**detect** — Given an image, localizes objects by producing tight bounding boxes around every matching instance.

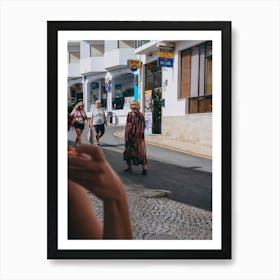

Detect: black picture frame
[47,21,231,259]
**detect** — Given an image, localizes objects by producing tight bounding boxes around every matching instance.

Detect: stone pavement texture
[88,188,212,240]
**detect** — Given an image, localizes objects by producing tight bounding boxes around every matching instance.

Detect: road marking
[113,130,212,160]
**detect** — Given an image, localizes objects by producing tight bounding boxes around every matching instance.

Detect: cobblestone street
[88,187,212,240]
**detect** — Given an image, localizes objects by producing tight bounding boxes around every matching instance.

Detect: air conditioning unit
[156,42,175,49]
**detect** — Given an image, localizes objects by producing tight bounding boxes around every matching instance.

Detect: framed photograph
[47,21,231,259]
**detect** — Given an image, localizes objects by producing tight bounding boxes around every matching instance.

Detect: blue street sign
[105,83,109,91]
[158,57,174,68]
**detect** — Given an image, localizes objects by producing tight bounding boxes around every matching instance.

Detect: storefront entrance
[112,73,134,110]
[70,82,83,107]
[144,61,162,134]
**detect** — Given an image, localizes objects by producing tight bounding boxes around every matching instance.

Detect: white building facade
[68,40,137,124]
[68,39,212,149]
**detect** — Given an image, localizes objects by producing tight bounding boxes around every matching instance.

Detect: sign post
[127,59,142,101]
[157,49,174,68]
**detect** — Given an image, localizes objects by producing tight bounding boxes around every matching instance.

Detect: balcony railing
[80,57,105,74]
[135,40,151,48]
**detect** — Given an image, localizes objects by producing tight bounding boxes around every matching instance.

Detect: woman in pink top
[70,101,88,145]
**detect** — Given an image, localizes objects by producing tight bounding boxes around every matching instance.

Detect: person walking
[124,100,148,175]
[70,101,88,145]
[90,100,107,145]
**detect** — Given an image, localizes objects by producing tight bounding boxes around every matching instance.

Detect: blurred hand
[68,145,125,202]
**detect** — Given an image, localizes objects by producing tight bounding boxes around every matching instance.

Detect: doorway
[145,61,162,134]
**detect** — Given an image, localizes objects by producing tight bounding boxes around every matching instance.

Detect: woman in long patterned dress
[124,100,148,175]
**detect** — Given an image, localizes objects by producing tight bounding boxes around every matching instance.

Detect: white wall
[80,40,90,59]
[105,40,118,52]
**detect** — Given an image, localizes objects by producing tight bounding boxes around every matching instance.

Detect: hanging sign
[157,50,174,68]
[157,52,174,59]
[127,59,142,72]
[158,57,174,68]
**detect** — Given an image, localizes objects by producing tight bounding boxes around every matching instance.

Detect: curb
[113,130,212,160]
[126,189,172,199]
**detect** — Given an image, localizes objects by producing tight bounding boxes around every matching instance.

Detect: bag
[71,119,76,127]
[123,147,137,161]
[87,127,94,144]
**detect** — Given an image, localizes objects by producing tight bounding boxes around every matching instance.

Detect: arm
[68,179,103,239]
[70,108,76,118]
[103,197,131,239]
[89,112,94,127]
[124,112,132,141]
[68,145,133,239]
[104,112,108,125]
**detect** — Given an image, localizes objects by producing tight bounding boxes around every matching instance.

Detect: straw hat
[130,100,140,110]
[95,100,101,104]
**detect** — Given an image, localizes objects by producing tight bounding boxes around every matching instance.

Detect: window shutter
[190,47,199,97]
[180,50,191,99]
[199,45,205,96]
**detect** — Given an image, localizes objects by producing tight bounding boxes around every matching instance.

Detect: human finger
[76,144,105,162]
[68,158,103,173]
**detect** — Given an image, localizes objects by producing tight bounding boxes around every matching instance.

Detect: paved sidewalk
[113,128,212,158]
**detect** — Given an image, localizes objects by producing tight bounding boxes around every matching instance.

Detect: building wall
[163,113,212,147]
[80,41,90,59]
[138,40,212,147]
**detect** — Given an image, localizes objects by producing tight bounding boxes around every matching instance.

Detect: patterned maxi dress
[124,109,147,166]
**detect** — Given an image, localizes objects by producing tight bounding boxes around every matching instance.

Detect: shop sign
[105,82,109,91]
[91,82,99,89]
[157,49,174,68]
[144,111,153,135]
[115,84,122,95]
[145,90,152,111]
[157,51,174,59]
[158,57,174,68]
[127,59,142,72]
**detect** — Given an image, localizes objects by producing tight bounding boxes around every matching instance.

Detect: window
[69,52,80,63]
[180,41,212,113]
[135,40,150,48]
[118,40,134,48]
[145,61,162,90]
[90,44,104,57]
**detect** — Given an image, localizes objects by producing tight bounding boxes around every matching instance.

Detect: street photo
[48,21,231,259]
